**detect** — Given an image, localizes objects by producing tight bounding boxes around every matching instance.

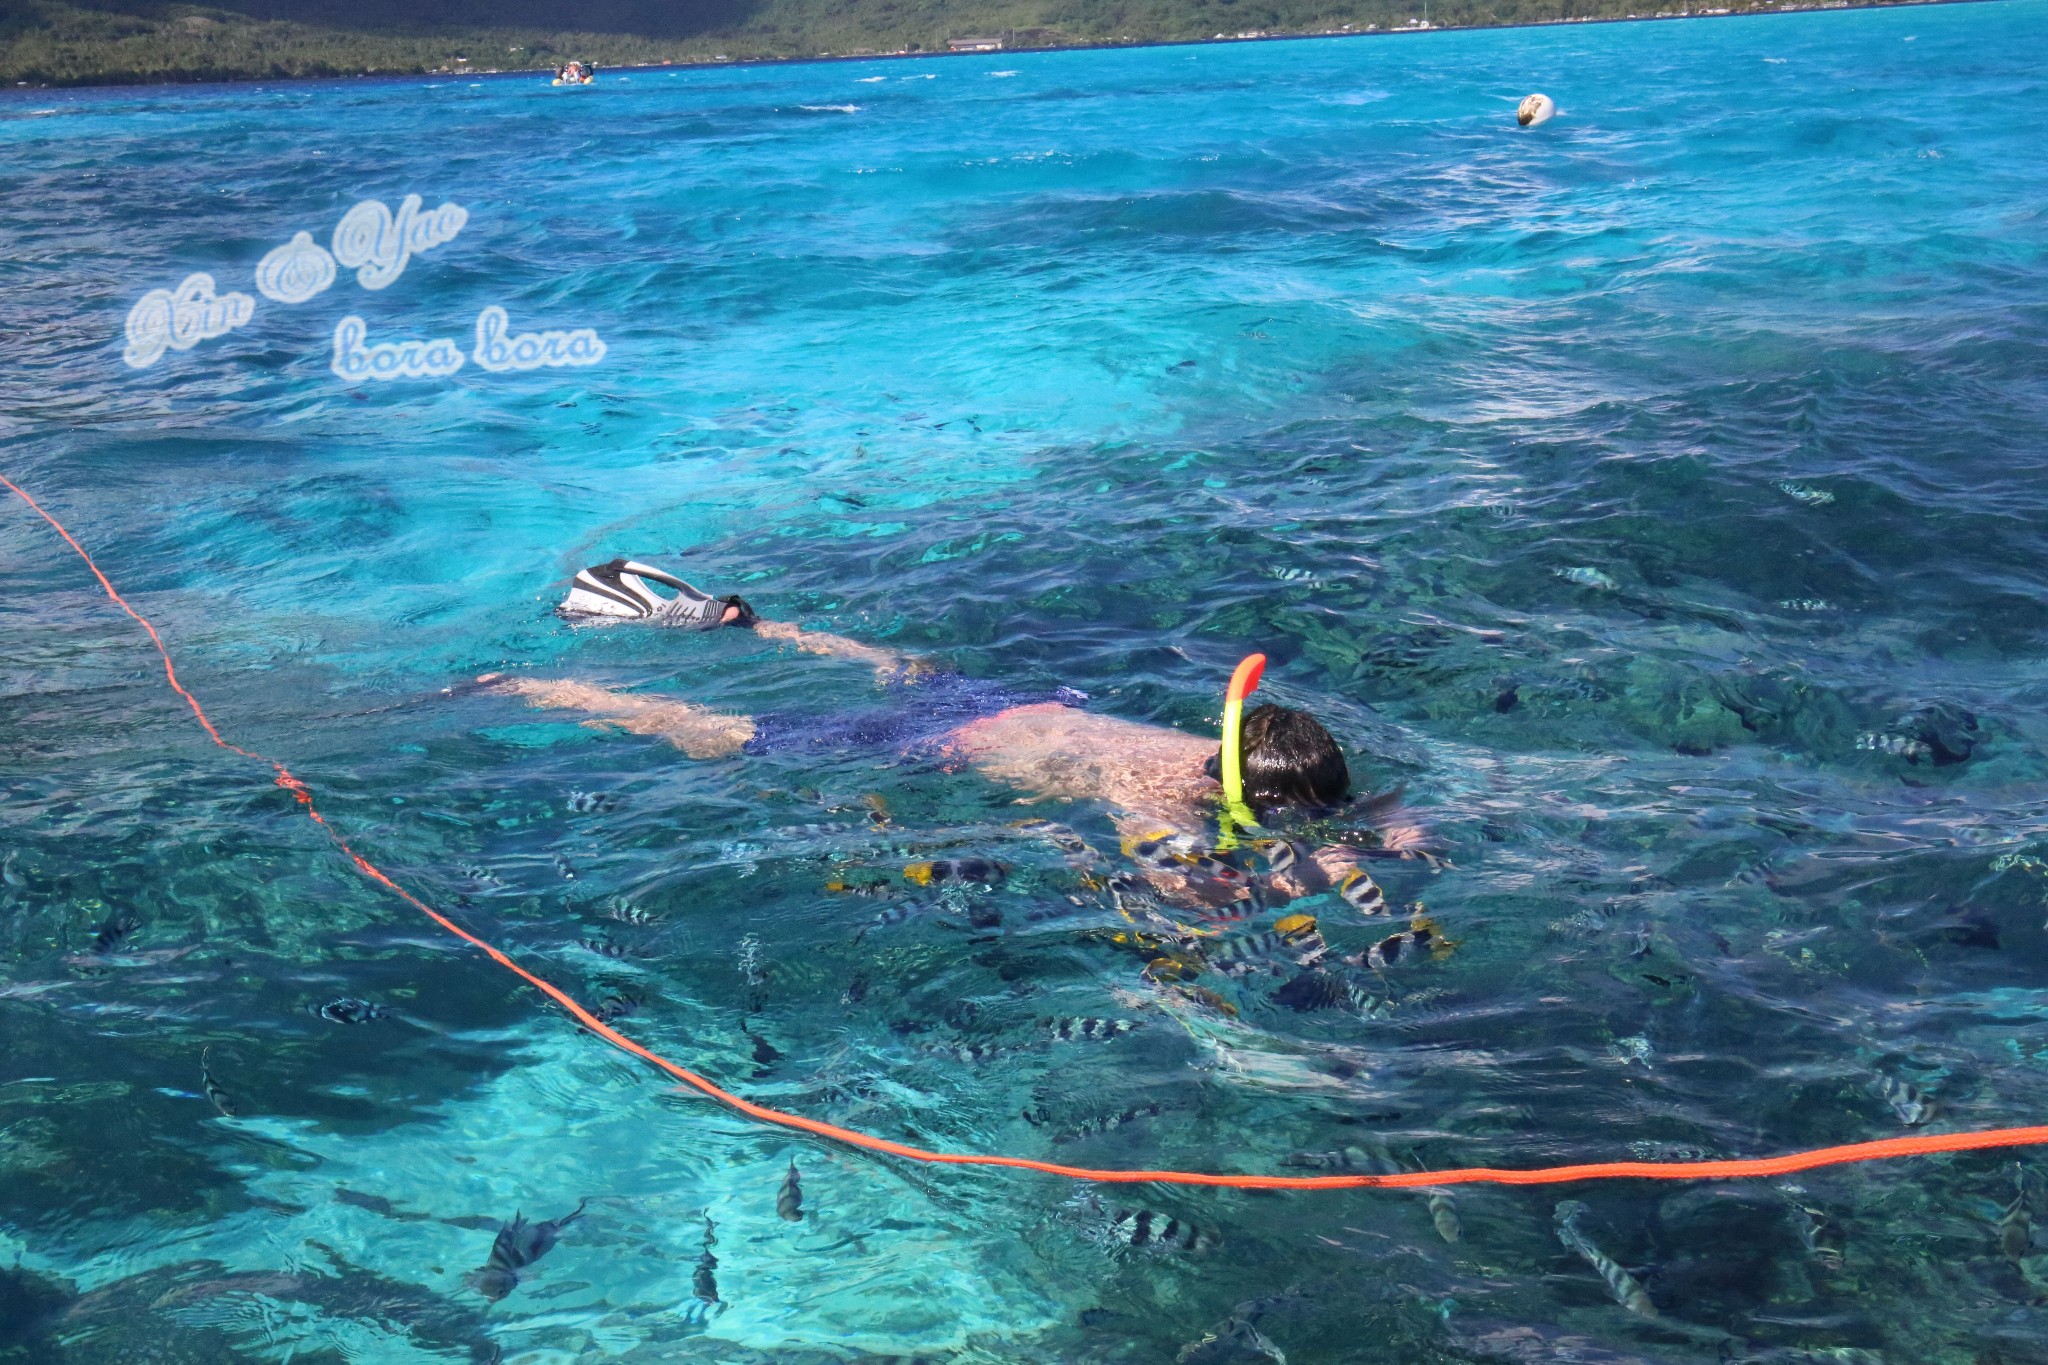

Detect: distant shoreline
[0,0,1980,94]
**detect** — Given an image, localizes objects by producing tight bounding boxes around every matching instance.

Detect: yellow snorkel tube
[1216,653,1267,850]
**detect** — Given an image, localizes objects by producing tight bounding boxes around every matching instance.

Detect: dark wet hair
[1205,704,1350,809]
[723,595,758,628]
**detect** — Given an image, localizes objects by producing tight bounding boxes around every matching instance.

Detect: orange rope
[7,470,2045,1190]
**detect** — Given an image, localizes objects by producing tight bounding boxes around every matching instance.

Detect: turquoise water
[5,2,2048,1358]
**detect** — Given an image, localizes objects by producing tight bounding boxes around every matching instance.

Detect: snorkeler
[484,561,1433,905]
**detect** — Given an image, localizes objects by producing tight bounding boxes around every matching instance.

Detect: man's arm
[750,619,925,683]
[478,675,755,759]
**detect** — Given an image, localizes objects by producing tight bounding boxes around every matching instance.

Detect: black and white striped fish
[199,1047,236,1118]
[313,997,384,1024]
[1999,1164,2032,1262]
[476,1199,586,1302]
[1271,967,1385,1015]
[1108,1206,1218,1253]
[1335,868,1387,917]
[1555,1200,1656,1317]
[827,877,896,900]
[1777,1186,1844,1272]
[1856,732,1933,763]
[1123,830,1250,889]
[603,895,658,925]
[924,1039,1015,1064]
[1026,1101,1166,1143]
[692,1215,721,1305]
[1872,1072,1935,1126]
[777,1159,804,1222]
[565,790,617,814]
[91,912,140,955]
[1359,916,1437,971]
[1205,915,1326,977]
[853,903,920,943]
[1046,1016,1140,1042]
[903,858,1007,887]
[1280,1146,1374,1170]
[1013,819,1099,860]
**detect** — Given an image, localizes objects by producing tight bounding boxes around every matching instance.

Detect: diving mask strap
[1215,653,1267,851]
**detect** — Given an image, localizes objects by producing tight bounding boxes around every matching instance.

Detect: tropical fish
[91,912,140,955]
[603,895,656,924]
[903,858,1007,887]
[1124,829,1202,869]
[1998,1165,2032,1262]
[1779,1189,1845,1272]
[1856,732,1933,763]
[1026,1101,1167,1144]
[852,902,919,943]
[924,1039,1015,1064]
[1168,982,1241,1017]
[1358,911,1453,971]
[1271,968,1382,1015]
[1,850,22,888]
[1555,566,1617,590]
[1046,1016,1140,1042]
[1555,1200,1655,1317]
[476,1199,587,1302]
[199,1047,236,1118]
[1013,819,1097,860]
[1425,1187,1461,1244]
[692,1215,721,1305]
[553,853,577,880]
[334,1187,430,1221]
[777,1159,804,1222]
[1107,1205,1218,1253]
[1206,916,1326,977]
[1335,868,1387,917]
[1777,481,1836,506]
[1255,839,1302,877]
[313,997,383,1024]
[1177,1309,1288,1363]
[590,994,638,1024]
[1268,565,1316,582]
[736,934,764,990]
[1280,1147,1373,1170]
[578,937,644,959]
[1776,598,1833,612]
[1630,1140,1718,1162]
[826,877,895,899]
[1124,830,1251,891]
[1871,1072,1934,1126]
[458,864,504,887]
[565,790,616,814]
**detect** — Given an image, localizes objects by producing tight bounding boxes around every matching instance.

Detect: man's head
[1206,703,1349,809]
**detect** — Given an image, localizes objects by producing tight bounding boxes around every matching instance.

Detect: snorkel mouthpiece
[1217,653,1267,846]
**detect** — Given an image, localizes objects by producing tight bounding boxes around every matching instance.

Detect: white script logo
[331,315,466,382]
[254,231,339,304]
[332,195,469,291]
[123,273,255,369]
[472,306,607,372]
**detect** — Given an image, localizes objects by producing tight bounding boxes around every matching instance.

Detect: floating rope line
[8,470,2046,1190]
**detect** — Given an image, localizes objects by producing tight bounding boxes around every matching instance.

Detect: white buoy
[1517,93,1556,127]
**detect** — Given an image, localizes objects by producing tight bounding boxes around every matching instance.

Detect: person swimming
[485,560,1434,904]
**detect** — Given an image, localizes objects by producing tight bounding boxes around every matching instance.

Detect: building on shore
[947,36,1004,51]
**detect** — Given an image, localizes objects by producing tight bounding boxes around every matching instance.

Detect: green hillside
[0,0,1935,86]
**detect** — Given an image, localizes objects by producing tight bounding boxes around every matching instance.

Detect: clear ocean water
[4,3,2048,1359]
